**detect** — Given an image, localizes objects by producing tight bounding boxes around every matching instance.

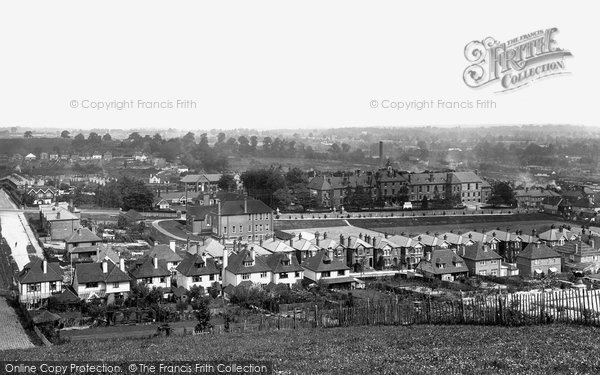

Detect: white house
[176,252,221,291]
[73,258,131,304]
[129,257,172,294]
[223,249,272,287]
[302,249,355,288]
[264,252,303,287]
[149,174,161,184]
[17,258,63,307]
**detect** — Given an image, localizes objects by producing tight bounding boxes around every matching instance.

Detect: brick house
[516,243,562,277]
[64,227,101,252]
[459,242,502,277]
[415,247,469,281]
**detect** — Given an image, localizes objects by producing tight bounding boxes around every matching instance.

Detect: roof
[129,257,171,279]
[416,248,469,275]
[538,228,570,242]
[554,241,600,257]
[265,253,304,273]
[43,207,78,221]
[148,244,183,263]
[449,171,484,184]
[31,310,61,324]
[438,232,467,245]
[387,235,413,247]
[75,261,131,284]
[572,197,595,208]
[411,234,439,247]
[408,172,448,185]
[18,258,63,284]
[517,243,561,260]
[312,238,343,250]
[181,174,222,183]
[291,238,319,252]
[302,250,349,272]
[226,249,272,275]
[261,238,296,253]
[219,199,272,216]
[64,228,101,244]
[461,242,502,261]
[52,288,80,304]
[187,205,213,220]
[176,253,220,276]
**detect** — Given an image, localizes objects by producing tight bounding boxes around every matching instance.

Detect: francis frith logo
[463,28,572,92]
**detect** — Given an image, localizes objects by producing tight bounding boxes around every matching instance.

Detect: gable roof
[302,250,349,272]
[18,258,63,284]
[75,261,131,284]
[65,228,101,244]
[387,235,413,248]
[416,248,468,275]
[187,205,213,221]
[461,242,502,261]
[129,257,171,279]
[226,249,272,274]
[176,253,220,276]
[554,241,600,258]
[265,253,304,273]
[261,238,296,253]
[517,243,561,260]
[538,228,570,242]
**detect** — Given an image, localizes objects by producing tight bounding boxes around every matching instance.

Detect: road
[151,219,187,241]
[0,189,43,270]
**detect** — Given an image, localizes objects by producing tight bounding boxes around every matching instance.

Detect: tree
[217,132,226,144]
[194,297,211,332]
[240,168,287,207]
[421,196,429,209]
[88,132,102,144]
[346,186,373,209]
[24,131,33,138]
[61,130,71,139]
[489,182,516,206]
[218,174,237,191]
[285,167,308,185]
[102,133,112,141]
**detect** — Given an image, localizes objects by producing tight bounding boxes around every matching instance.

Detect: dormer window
[454,262,462,267]
[196,262,205,268]
[243,260,253,267]
[282,259,290,266]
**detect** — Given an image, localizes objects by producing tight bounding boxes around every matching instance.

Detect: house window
[223,226,227,234]
[338,270,346,276]
[242,274,250,280]
[266,224,269,231]
[239,225,243,233]
[260,272,267,278]
[265,213,269,220]
[193,276,202,282]
[113,282,119,288]
[480,261,486,265]
[143,278,152,284]
[248,225,252,232]
[27,283,41,292]
[322,271,330,277]
[85,282,98,289]
[232,226,236,233]
[160,277,166,283]
[280,272,288,279]
[491,270,498,276]
[295,271,301,278]
[49,282,57,291]
[209,274,214,281]
[259,224,263,232]
[479,270,487,276]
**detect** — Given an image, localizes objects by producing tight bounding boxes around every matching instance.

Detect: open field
[4,324,600,374]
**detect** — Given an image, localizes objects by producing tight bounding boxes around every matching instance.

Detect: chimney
[379,141,383,162]
[443,234,448,240]
[250,248,256,261]
[259,237,263,246]
[340,234,344,245]
[169,240,176,252]
[201,251,207,264]
[347,236,351,247]
[323,232,327,239]
[591,238,596,249]
[315,232,320,247]
[385,232,388,239]
[425,251,431,261]
[575,243,579,255]
[289,238,293,247]
[222,249,228,283]
[119,258,125,272]
[56,211,60,219]
[372,236,376,247]
[299,233,303,240]
[532,229,537,237]
[244,197,248,214]
[153,257,158,269]
[217,200,221,216]
[102,259,108,274]
[42,259,47,274]
[328,248,334,260]
[359,233,363,240]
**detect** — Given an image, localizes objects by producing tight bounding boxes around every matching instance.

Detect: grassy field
[3,324,600,374]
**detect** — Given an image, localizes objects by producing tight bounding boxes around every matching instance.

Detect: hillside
[3,324,600,374]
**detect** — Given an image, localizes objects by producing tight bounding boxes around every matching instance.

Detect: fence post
[314,304,318,328]
[460,295,465,324]
[427,294,432,324]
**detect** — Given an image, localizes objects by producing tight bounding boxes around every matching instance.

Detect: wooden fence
[210,288,600,334]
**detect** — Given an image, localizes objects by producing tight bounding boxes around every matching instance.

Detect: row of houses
[307,168,491,208]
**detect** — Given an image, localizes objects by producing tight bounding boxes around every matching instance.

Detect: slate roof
[65,228,101,244]
[18,259,63,284]
[572,197,595,208]
[408,172,448,185]
[52,287,80,304]
[302,250,349,272]
[274,229,294,241]
[438,232,467,245]
[387,235,413,248]
[176,253,220,276]
[517,243,561,260]
[265,253,304,273]
[219,199,272,215]
[129,257,171,279]
[148,244,183,263]
[411,234,439,247]
[261,239,296,253]
[449,171,484,184]
[416,248,469,275]
[225,249,272,274]
[554,242,600,258]
[75,262,131,284]
[312,238,343,250]
[538,229,570,242]
[461,242,502,261]
[187,205,213,220]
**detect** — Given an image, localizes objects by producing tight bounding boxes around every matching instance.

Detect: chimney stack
[575,243,579,255]
[102,259,108,274]
[42,259,47,274]
[372,236,376,247]
[250,248,256,261]
[222,249,228,284]
[323,232,327,239]
[169,240,176,252]
[289,238,293,248]
[201,251,207,264]
[425,251,431,261]
[591,238,596,249]
[119,258,125,272]
[153,257,158,269]
[347,236,351,248]
[315,232,320,247]
[328,248,334,260]
[244,197,248,214]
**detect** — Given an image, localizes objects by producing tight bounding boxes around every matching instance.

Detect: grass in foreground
[3,324,600,374]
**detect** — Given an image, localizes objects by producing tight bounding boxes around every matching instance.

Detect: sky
[0,1,597,130]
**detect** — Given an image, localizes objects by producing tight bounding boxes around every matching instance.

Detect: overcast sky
[0,1,597,130]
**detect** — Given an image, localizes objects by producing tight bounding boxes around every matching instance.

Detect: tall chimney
[575,243,579,255]
[323,232,327,239]
[315,232,320,247]
[250,248,255,261]
[42,259,47,274]
[289,238,293,247]
[169,240,176,252]
[244,197,248,214]
[379,141,383,162]
[102,259,108,274]
[119,258,125,272]
[347,236,351,247]
[222,249,228,284]
[153,257,158,269]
